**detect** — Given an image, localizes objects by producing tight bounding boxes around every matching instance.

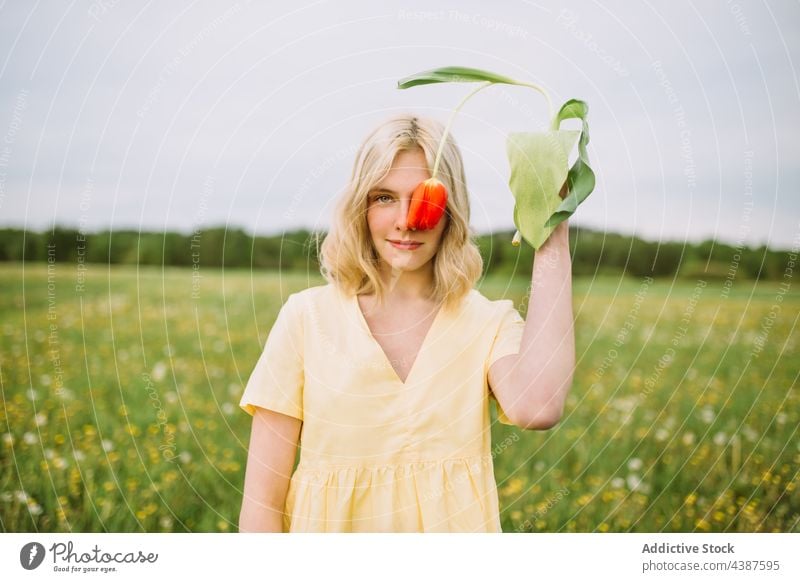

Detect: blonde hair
[317,113,483,313]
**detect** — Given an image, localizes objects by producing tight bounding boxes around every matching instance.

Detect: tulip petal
[407,179,447,231]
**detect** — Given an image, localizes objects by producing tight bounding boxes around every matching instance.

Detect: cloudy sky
[0,0,798,249]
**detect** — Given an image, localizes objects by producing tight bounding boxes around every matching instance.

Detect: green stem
[432,81,492,178]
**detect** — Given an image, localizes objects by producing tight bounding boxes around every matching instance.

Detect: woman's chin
[381,255,424,273]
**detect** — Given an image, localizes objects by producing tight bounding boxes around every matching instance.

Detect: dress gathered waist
[294,452,492,473]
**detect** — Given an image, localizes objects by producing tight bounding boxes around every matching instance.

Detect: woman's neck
[376,264,435,303]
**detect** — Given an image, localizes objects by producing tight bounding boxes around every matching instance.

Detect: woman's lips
[389,240,423,250]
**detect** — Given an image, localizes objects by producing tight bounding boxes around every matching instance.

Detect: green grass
[1,263,797,532]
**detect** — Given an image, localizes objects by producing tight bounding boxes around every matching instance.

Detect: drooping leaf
[544,99,596,228]
[507,130,580,249]
[397,66,521,90]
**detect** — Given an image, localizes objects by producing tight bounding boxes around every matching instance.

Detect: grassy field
[1,262,798,532]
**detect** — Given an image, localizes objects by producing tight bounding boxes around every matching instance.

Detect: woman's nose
[394,198,413,231]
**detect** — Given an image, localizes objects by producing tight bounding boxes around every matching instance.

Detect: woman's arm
[489,218,575,430]
[238,407,302,532]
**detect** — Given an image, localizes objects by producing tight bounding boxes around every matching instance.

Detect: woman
[238,113,575,532]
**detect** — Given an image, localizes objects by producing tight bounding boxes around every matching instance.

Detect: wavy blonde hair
[317,113,483,313]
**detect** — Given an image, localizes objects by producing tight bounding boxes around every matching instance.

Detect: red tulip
[407,178,447,230]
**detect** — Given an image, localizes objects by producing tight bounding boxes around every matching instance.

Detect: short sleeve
[487,300,525,368]
[487,300,525,426]
[239,293,304,420]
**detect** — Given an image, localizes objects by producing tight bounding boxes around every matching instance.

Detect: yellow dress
[239,283,525,532]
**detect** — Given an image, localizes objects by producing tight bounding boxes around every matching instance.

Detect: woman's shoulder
[287,282,346,310]
[466,288,517,312]
[461,289,524,329]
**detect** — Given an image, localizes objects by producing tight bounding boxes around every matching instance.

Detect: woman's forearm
[513,220,576,425]
[239,501,286,533]
[238,408,301,533]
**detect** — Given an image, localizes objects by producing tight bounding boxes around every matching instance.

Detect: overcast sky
[0,0,798,249]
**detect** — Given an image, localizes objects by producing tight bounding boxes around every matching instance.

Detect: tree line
[0,225,789,280]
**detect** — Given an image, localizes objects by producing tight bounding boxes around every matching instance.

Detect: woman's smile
[388,240,423,250]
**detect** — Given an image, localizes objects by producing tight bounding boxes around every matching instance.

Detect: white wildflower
[151,361,168,382]
[627,458,643,472]
[626,474,642,491]
[56,387,74,400]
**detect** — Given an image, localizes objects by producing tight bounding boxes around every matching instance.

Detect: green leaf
[397,66,521,89]
[544,99,596,228]
[507,130,580,249]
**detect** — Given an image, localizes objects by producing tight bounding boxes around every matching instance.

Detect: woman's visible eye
[374,194,393,204]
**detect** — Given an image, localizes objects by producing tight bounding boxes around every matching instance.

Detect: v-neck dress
[239,283,525,532]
